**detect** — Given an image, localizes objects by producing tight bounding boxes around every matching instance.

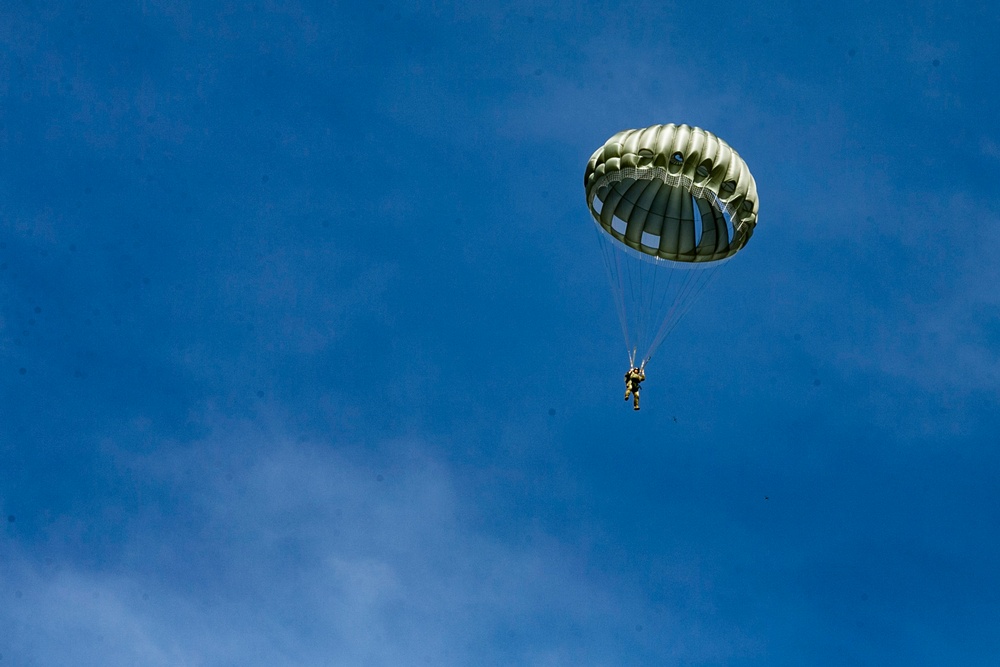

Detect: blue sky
[2,0,999,664]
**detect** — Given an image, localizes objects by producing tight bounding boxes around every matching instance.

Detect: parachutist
[624,367,645,410]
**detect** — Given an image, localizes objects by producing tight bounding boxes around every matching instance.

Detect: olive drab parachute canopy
[584,123,758,368]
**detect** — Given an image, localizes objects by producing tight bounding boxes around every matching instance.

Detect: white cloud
[0,416,759,666]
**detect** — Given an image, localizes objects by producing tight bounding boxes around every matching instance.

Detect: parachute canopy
[584,124,758,367]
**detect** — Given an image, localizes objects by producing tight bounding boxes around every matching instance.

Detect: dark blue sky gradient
[2,1,1000,664]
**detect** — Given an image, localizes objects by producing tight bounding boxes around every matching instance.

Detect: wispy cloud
[1,416,758,666]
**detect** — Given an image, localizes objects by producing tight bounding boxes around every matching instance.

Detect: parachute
[584,124,759,369]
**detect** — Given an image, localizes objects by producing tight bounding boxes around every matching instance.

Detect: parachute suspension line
[615,235,633,356]
[640,265,697,366]
[624,240,640,355]
[630,247,658,366]
[646,268,705,364]
[595,223,722,369]
[593,202,739,368]
[642,253,660,366]
[662,266,698,330]
[636,249,647,364]
[606,244,630,356]
[645,257,680,359]
[644,208,744,363]
[643,261,727,366]
[665,262,726,339]
[593,224,631,360]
